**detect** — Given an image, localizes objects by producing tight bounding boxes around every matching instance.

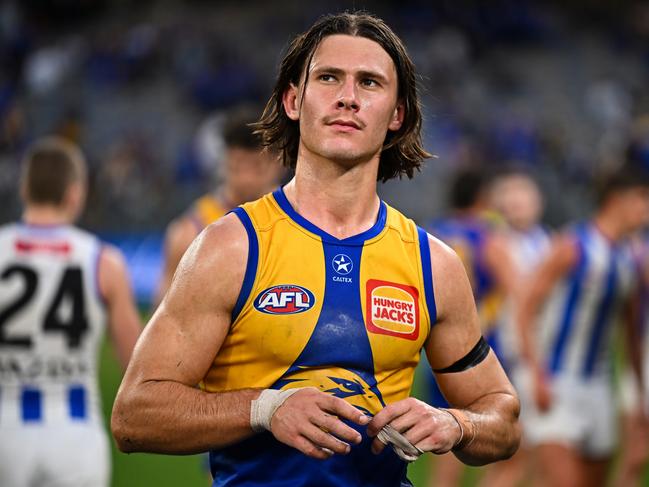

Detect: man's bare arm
[112,214,367,457]
[516,235,577,412]
[368,236,520,465]
[112,214,257,454]
[624,286,644,399]
[516,236,577,372]
[98,245,142,371]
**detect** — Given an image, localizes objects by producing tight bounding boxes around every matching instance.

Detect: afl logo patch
[366,279,419,340]
[254,285,315,314]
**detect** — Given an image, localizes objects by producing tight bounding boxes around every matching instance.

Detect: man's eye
[362,78,379,87]
[319,74,336,82]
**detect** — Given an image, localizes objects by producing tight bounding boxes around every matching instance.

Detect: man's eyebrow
[311,66,390,84]
[357,70,389,84]
[311,66,345,77]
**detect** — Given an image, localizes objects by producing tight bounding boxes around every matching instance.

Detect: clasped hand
[268,390,461,460]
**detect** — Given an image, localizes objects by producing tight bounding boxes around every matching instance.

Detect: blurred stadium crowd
[3,2,649,486]
[2,0,649,302]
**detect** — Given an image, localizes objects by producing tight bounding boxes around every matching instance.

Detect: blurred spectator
[0,0,647,239]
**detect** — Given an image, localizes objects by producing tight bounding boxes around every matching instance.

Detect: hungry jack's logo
[366,279,419,340]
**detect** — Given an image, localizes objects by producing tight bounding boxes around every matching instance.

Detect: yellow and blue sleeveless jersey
[202,188,437,487]
[189,194,227,230]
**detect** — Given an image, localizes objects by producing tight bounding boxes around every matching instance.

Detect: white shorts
[523,374,618,459]
[0,422,110,487]
[509,364,536,447]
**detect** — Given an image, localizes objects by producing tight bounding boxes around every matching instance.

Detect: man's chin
[321,148,375,166]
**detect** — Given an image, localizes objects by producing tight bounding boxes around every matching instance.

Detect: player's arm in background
[367,235,520,466]
[516,234,578,411]
[111,214,367,457]
[154,216,198,307]
[98,245,142,370]
[623,266,644,406]
[483,230,518,301]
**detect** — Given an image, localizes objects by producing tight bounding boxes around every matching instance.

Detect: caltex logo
[332,254,353,275]
[254,284,315,314]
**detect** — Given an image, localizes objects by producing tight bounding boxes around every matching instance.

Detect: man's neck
[22,206,71,226]
[284,151,381,240]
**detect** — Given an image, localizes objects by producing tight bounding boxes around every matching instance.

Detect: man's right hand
[269,388,370,459]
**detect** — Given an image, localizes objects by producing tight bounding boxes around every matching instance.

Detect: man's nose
[336,79,359,111]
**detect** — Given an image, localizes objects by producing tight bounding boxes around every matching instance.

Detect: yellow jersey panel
[203,195,325,390]
[204,187,438,486]
[202,188,436,416]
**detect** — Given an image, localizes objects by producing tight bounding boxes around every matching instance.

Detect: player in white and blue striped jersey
[480,170,551,487]
[517,165,649,487]
[0,137,142,487]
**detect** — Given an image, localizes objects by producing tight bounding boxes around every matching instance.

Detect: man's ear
[388,102,405,132]
[282,83,300,121]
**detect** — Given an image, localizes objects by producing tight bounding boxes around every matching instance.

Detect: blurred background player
[425,167,516,487]
[156,104,282,302]
[479,169,551,487]
[0,137,142,487]
[517,164,649,487]
[613,231,649,487]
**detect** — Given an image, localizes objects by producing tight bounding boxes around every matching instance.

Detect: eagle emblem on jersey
[253,284,315,314]
[275,366,383,416]
[366,279,420,340]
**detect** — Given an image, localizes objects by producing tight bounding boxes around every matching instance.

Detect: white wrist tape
[376,425,424,462]
[250,388,303,433]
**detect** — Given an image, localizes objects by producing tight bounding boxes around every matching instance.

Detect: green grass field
[99,337,648,487]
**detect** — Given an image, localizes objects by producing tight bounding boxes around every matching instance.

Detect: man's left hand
[366,398,462,457]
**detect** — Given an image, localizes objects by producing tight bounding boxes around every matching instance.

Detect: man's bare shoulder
[543,232,580,271]
[424,232,476,326]
[426,233,466,278]
[178,213,247,273]
[99,242,127,270]
[97,243,130,300]
[165,213,248,314]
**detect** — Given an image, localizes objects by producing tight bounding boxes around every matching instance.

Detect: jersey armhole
[230,207,259,323]
[94,242,108,309]
[417,226,437,327]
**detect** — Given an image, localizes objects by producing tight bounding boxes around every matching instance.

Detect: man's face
[617,186,649,233]
[493,175,543,231]
[223,147,281,202]
[283,34,404,167]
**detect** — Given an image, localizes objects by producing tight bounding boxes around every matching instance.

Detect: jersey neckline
[272,186,387,245]
[18,222,72,233]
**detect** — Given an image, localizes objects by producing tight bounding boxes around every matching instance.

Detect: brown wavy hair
[254,11,430,182]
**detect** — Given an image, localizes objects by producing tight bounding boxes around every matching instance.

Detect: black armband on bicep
[433,336,491,373]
